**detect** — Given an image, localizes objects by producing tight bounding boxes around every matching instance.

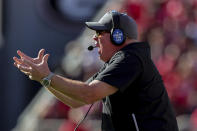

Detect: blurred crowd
[14,0,197,131]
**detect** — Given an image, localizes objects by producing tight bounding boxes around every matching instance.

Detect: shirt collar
[120,41,150,51]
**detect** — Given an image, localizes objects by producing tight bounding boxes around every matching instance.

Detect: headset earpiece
[110,11,126,46]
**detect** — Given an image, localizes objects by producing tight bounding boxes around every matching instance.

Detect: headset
[110,10,126,46]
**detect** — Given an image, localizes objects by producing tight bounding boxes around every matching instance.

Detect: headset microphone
[87,45,96,51]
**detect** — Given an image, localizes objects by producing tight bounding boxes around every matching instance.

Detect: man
[13,10,178,131]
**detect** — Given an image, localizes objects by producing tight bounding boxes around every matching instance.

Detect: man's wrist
[40,72,55,88]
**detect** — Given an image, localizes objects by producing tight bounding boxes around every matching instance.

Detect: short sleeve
[95,53,142,92]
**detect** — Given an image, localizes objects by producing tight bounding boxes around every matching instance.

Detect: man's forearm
[46,86,85,108]
[50,74,94,104]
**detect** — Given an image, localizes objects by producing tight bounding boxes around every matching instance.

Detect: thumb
[42,54,50,64]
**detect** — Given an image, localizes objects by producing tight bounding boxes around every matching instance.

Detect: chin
[100,57,108,62]
[99,57,104,62]
[99,56,105,62]
[99,54,109,62]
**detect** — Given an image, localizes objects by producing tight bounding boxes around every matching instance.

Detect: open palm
[13,49,51,82]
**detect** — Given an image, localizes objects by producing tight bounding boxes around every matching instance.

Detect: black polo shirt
[86,42,178,131]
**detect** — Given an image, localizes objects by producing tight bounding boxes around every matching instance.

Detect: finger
[13,57,23,64]
[21,70,31,75]
[17,64,32,73]
[13,57,31,68]
[14,62,31,75]
[22,58,36,68]
[22,71,31,76]
[17,50,32,61]
[13,62,19,68]
[14,62,18,67]
[29,75,33,80]
[37,49,45,60]
[13,62,28,69]
[42,54,50,64]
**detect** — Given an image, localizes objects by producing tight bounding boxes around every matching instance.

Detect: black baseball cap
[85,10,138,39]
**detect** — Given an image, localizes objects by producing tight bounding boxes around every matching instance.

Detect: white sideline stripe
[132,113,139,131]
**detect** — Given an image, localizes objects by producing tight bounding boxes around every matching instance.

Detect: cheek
[99,34,111,51]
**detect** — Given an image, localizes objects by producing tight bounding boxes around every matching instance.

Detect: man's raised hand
[13,49,51,82]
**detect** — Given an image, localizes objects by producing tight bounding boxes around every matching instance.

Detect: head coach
[13,10,179,131]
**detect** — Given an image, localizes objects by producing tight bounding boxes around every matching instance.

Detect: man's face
[93,31,113,62]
